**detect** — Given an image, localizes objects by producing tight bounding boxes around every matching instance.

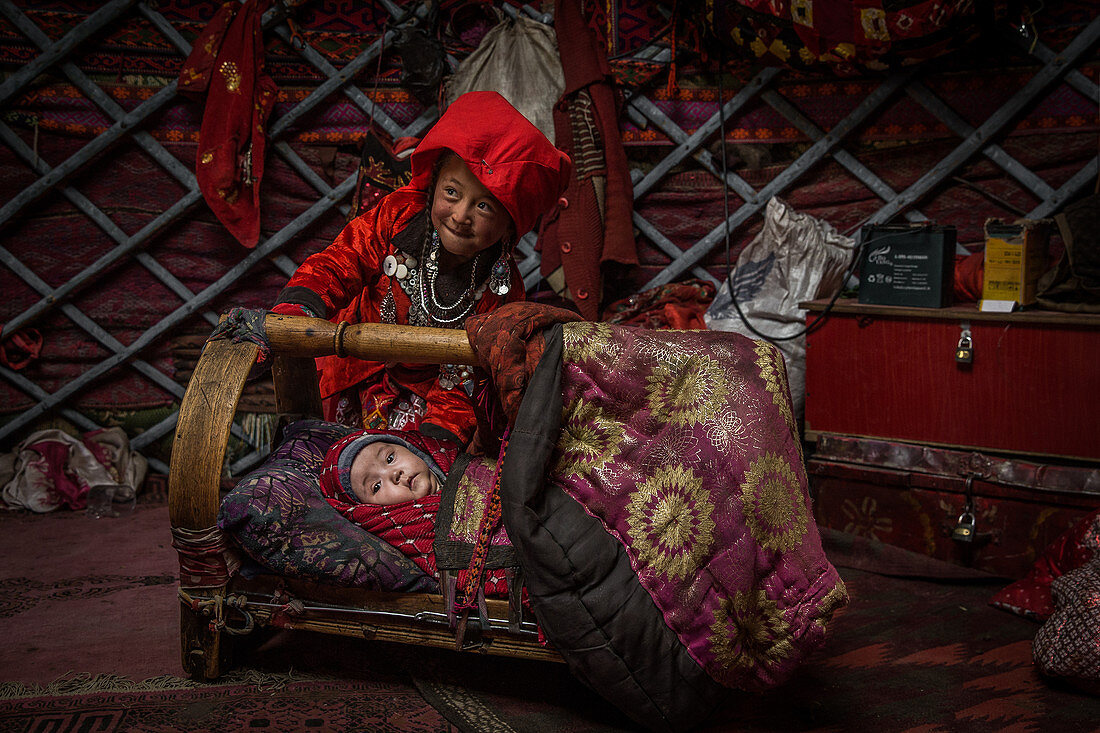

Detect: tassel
[665,0,678,98]
[453,429,510,615]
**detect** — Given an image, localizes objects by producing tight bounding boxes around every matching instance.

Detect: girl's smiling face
[429,153,514,262]
[349,442,440,506]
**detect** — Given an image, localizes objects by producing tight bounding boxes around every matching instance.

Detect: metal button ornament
[383,255,398,277]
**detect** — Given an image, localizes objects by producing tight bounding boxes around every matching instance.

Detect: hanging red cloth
[179,0,277,248]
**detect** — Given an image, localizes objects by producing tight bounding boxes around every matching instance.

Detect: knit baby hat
[319,429,458,504]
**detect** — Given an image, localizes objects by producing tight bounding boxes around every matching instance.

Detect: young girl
[270,91,572,446]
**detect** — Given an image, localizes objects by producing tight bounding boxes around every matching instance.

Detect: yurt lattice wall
[1,0,1097,477]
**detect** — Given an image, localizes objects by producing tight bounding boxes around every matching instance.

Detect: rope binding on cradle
[171,525,239,589]
[178,587,256,636]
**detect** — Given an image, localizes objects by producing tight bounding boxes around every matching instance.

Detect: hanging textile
[179,0,278,248]
[538,0,637,320]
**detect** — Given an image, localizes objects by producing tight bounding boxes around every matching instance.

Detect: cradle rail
[169,315,557,679]
[170,315,474,533]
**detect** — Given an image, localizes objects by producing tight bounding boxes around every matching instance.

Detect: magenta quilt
[551,322,847,690]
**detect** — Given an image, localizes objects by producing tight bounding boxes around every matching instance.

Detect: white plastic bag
[705,197,855,428]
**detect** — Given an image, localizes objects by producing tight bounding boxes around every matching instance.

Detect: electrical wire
[715,46,894,344]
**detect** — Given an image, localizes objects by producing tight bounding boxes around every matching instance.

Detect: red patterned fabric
[334,494,442,577]
[602,279,717,330]
[538,0,637,320]
[702,0,981,75]
[456,432,508,610]
[465,302,584,426]
[178,0,277,248]
[0,326,42,370]
[990,508,1100,621]
[269,302,315,318]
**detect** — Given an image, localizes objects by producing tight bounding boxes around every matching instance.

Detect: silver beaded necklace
[417,229,486,326]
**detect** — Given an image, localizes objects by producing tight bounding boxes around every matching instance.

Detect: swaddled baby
[320,429,455,507]
[320,428,512,599]
[319,429,459,578]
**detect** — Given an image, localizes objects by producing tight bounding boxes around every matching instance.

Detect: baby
[317,426,510,597]
[320,429,455,507]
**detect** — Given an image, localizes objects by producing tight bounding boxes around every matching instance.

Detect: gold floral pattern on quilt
[741,452,808,552]
[646,354,727,428]
[753,341,794,429]
[555,398,627,481]
[753,340,802,460]
[704,407,760,454]
[708,589,793,678]
[641,427,701,474]
[553,325,847,690]
[626,464,715,581]
[563,321,621,367]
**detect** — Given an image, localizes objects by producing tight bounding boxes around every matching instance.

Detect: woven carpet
[2,502,1098,732]
[410,566,1100,733]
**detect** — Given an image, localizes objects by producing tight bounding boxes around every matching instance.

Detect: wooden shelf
[799,298,1100,327]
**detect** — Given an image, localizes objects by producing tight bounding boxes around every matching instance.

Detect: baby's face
[349,442,441,506]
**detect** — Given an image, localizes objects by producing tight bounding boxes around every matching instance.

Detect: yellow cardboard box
[982,218,1051,306]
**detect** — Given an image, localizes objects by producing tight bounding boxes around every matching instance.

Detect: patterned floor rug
[0,670,451,732]
[3,502,1097,732]
[410,564,1100,733]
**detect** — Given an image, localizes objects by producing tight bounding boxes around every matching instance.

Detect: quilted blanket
[554,322,846,689]
[487,313,847,731]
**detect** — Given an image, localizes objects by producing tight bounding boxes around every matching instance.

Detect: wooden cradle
[168,314,561,680]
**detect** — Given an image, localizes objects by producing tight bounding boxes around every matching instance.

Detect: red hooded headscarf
[406,91,572,238]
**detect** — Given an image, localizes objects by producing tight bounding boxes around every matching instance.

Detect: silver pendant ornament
[488,251,511,296]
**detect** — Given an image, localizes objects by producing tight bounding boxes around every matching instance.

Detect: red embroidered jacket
[276,92,570,443]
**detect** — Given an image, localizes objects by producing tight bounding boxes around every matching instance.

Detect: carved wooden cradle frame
[168,314,561,680]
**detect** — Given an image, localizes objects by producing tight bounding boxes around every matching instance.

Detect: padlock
[956,331,973,364]
[952,512,976,542]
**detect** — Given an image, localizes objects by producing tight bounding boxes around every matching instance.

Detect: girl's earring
[489,248,512,296]
[425,229,441,275]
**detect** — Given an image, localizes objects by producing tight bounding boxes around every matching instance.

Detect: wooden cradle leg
[179,594,229,680]
[170,337,258,681]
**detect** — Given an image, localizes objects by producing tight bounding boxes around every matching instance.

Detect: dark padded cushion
[217,419,437,593]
